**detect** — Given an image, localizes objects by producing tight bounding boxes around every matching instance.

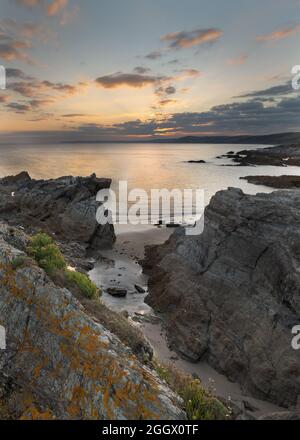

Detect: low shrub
[65,270,99,299]
[27,233,66,275]
[28,233,99,299]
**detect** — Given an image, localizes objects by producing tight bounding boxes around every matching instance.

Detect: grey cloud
[165,86,176,95]
[73,96,300,137]
[6,68,33,80]
[95,72,165,89]
[133,66,151,74]
[237,81,294,98]
[145,50,163,60]
[161,28,223,49]
[6,102,31,112]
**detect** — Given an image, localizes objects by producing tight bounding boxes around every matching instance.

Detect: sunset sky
[0,0,300,142]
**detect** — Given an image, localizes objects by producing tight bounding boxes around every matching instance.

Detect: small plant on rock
[28,232,99,299]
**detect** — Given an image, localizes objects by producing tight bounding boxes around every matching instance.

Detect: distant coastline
[1,132,300,147]
[59,131,300,146]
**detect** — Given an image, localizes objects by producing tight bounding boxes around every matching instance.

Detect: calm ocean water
[1,142,300,206]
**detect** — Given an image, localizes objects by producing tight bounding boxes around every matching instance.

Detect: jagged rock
[0,228,185,420]
[142,188,300,408]
[0,173,116,251]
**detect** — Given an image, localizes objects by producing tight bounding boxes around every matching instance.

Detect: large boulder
[0,173,116,250]
[0,225,184,420]
[143,188,300,408]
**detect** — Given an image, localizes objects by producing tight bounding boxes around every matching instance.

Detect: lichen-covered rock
[143,188,300,408]
[0,172,116,250]
[0,228,185,420]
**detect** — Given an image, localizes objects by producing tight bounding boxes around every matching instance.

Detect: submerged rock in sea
[142,187,300,408]
[0,172,116,251]
[0,222,184,420]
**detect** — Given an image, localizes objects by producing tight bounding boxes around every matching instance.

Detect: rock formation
[221,143,300,166]
[0,222,184,420]
[0,172,116,251]
[241,175,300,189]
[143,188,300,408]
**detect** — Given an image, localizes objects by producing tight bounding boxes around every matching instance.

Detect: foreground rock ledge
[0,172,116,251]
[0,224,184,420]
[143,187,300,408]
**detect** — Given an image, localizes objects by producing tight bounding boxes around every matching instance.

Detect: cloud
[236,81,294,98]
[6,102,31,113]
[7,74,85,98]
[256,24,300,42]
[0,21,40,63]
[145,50,163,60]
[227,54,248,65]
[6,96,53,113]
[6,94,300,139]
[16,0,70,18]
[133,66,151,74]
[41,80,79,94]
[158,98,177,106]
[6,68,33,80]
[62,113,86,118]
[161,28,223,49]
[69,95,300,138]
[178,69,201,78]
[95,72,165,89]
[165,86,176,95]
[0,41,32,63]
[47,0,68,16]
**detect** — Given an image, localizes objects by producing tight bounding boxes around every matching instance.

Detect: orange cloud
[16,0,69,17]
[256,24,300,42]
[47,0,68,16]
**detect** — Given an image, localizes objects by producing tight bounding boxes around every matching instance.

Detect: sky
[0,0,300,142]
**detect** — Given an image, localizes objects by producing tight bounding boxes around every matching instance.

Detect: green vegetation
[65,269,98,299]
[28,232,99,299]
[154,361,229,420]
[27,233,66,275]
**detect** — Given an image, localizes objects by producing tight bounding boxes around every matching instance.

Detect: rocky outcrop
[221,143,300,166]
[143,188,300,408]
[0,172,116,251]
[241,175,300,189]
[0,222,184,420]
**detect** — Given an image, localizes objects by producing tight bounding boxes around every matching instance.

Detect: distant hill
[168,132,300,145]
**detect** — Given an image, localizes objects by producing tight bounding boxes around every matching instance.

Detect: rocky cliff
[143,188,300,408]
[0,222,184,420]
[0,172,115,251]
